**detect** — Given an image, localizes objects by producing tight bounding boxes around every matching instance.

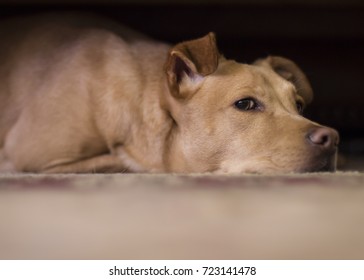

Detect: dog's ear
[254,56,313,104]
[165,32,219,99]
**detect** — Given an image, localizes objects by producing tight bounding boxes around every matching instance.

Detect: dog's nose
[307,127,339,150]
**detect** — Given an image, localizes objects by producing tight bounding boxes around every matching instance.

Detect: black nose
[307,127,339,150]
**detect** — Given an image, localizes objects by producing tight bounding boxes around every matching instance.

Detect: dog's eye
[234,98,258,111]
[296,101,304,114]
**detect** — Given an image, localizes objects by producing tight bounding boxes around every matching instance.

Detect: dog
[0,13,339,174]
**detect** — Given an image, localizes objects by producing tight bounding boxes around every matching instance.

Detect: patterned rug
[1,172,364,259]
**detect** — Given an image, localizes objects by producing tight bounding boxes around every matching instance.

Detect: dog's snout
[307,127,339,150]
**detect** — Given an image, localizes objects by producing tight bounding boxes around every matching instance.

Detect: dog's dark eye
[234,98,258,111]
[296,101,304,114]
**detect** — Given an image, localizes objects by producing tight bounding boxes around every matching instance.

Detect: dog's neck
[106,41,182,172]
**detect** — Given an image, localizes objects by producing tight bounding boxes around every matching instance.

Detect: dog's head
[164,33,339,173]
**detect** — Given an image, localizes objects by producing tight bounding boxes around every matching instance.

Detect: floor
[1,171,364,260]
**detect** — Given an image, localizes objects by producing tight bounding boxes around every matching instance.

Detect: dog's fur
[0,14,339,174]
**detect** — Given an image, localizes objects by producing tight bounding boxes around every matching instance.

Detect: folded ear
[254,56,313,104]
[165,32,219,99]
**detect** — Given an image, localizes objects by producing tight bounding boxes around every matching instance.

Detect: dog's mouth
[312,160,336,172]
[302,151,338,173]
[214,147,338,174]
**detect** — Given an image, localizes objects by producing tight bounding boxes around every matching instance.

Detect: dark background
[1,0,363,159]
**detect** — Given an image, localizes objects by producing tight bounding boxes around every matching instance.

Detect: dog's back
[0,13,170,172]
[0,13,153,132]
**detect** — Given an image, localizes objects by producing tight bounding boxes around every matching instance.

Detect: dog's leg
[43,154,129,173]
[0,149,16,173]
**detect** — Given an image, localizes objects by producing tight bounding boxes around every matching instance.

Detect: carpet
[1,172,364,259]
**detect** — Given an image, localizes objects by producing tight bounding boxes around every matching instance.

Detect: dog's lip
[315,162,336,172]
[303,152,337,173]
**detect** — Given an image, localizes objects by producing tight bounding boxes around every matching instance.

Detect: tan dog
[0,14,339,173]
